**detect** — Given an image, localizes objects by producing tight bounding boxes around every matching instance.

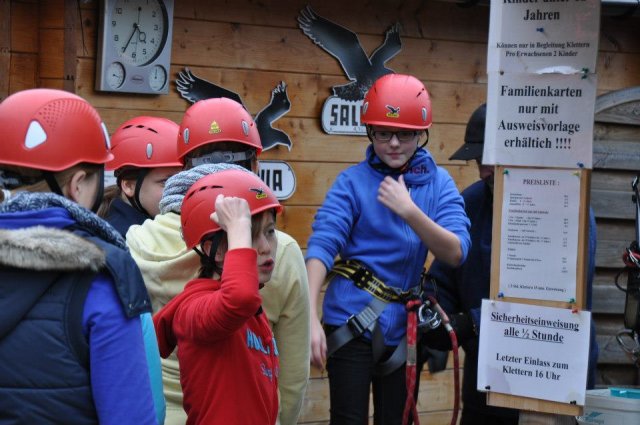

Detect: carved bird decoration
[298,5,402,101]
[175,68,292,151]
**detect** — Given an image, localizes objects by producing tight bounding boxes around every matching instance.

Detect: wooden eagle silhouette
[298,5,402,101]
[175,68,292,151]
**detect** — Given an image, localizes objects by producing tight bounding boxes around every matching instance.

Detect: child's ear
[214,244,226,263]
[120,178,136,198]
[201,239,212,256]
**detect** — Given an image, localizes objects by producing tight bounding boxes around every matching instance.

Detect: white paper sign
[499,168,580,300]
[477,300,591,405]
[483,72,596,168]
[487,0,600,74]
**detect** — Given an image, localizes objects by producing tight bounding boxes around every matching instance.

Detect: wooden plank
[76,59,488,124]
[600,14,640,54]
[595,86,640,125]
[0,0,9,100]
[591,189,635,220]
[593,139,640,170]
[168,19,489,84]
[38,28,64,79]
[178,0,491,43]
[63,0,77,92]
[39,0,64,28]
[596,239,634,268]
[596,220,634,243]
[9,52,37,92]
[10,1,38,53]
[591,169,637,191]
[591,284,626,314]
[597,365,640,386]
[594,122,640,142]
[596,334,638,365]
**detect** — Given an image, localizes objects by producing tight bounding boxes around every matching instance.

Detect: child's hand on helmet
[377,175,415,219]
[211,194,252,249]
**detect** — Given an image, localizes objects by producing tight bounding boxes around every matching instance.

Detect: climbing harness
[326,260,461,425]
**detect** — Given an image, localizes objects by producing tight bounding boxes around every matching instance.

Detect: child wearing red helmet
[127,97,309,425]
[153,165,281,425]
[306,74,471,424]
[98,116,183,237]
[0,89,163,425]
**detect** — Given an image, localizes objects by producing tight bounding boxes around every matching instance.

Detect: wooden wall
[3,0,640,423]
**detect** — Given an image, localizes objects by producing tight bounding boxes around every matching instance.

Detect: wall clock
[95,0,174,94]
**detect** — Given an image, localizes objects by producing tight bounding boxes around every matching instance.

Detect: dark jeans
[325,325,407,425]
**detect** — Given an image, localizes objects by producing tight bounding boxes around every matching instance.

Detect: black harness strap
[326,296,387,358]
[326,259,420,375]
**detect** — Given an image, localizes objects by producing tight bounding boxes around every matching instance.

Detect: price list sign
[498,167,580,301]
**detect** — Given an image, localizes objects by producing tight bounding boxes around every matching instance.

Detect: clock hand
[122,23,139,53]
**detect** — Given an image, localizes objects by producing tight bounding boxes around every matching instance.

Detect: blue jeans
[325,325,408,425]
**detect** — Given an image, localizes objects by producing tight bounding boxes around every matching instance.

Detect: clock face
[149,65,167,92]
[106,62,126,89]
[110,0,168,66]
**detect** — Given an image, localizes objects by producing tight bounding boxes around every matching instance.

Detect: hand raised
[377,175,415,219]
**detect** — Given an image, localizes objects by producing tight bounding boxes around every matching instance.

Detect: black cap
[449,103,486,161]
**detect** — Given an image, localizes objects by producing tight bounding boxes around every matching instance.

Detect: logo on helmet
[385,105,400,119]
[183,128,190,144]
[209,121,221,134]
[251,188,268,200]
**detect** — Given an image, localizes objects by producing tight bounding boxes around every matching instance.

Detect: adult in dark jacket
[0,89,164,425]
[424,103,598,425]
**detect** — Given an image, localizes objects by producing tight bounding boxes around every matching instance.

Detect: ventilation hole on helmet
[136,125,145,128]
[124,125,133,129]
[24,121,47,149]
[148,127,158,134]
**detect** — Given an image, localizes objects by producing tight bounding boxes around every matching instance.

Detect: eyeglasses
[371,130,419,143]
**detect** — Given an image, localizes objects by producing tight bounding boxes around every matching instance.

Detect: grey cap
[159,163,252,215]
[449,103,486,161]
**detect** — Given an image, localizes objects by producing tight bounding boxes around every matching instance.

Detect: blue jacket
[307,146,471,345]
[0,198,164,425]
[106,197,148,238]
[427,179,599,415]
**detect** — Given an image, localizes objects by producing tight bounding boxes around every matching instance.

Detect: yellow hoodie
[126,212,310,425]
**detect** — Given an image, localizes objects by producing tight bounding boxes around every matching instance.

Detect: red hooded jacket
[154,249,279,425]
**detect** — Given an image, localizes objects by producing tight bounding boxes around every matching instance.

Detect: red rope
[402,299,422,425]
[426,296,461,425]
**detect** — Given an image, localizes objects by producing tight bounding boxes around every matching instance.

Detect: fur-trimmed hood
[0,226,106,271]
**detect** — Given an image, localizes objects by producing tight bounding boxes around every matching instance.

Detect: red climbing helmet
[0,88,112,171]
[180,169,282,249]
[106,116,183,171]
[177,98,262,161]
[360,74,432,130]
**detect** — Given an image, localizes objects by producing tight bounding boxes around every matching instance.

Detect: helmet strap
[43,171,65,197]
[130,169,151,218]
[90,166,105,214]
[194,232,225,279]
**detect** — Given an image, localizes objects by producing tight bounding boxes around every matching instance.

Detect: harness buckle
[346,314,367,336]
[417,303,442,331]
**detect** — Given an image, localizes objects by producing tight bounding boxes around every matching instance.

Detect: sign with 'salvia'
[258,160,296,201]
